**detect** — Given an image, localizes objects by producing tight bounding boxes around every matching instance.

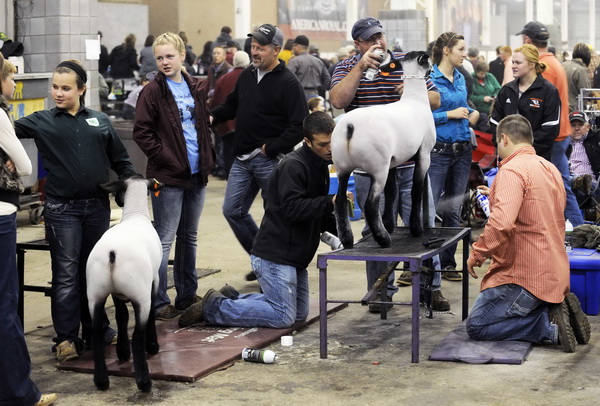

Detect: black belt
[433,141,471,153]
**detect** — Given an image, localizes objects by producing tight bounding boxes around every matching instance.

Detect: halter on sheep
[332,51,435,248]
[86,177,162,392]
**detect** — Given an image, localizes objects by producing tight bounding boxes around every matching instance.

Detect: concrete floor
[18,176,600,406]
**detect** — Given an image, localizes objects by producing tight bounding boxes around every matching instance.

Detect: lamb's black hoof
[410,222,424,237]
[137,378,152,393]
[374,232,391,248]
[94,376,110,391]
[146,342,159,355]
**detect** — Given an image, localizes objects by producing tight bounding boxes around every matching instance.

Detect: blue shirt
[430,64,473,143]
[166,77,200,174]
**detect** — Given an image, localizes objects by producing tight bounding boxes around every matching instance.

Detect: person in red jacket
[209,50,251,179]
[133,32,215,320]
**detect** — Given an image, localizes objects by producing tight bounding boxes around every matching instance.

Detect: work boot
[431,290,451,311]
[368,295,393,313]
[396,270,412,286]
[176,295,202,311]
[155,304,182,320]
[55,340,78,363]
[219,284,240,299]
[549,301,577,353]
[179,289,225,327]
[442,266,462,281]
[565,292,591,344]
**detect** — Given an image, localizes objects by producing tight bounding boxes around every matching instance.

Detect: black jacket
[490,74,560,161]
[489,57,505,85]
[109,45,140,79]
[210,60,307,158]
[566,128,600,178]
[251,143,337,269]
[15,107,136,199]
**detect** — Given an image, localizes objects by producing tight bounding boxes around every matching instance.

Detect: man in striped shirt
[466,114,589,352]
[328,17,447,312]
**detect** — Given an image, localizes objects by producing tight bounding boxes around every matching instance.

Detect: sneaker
[155,304,183,320]
[36,393,58,406]
[245,271,257,281]
[178,289,225,327]
[565,293,591,344]
[549,301,577,353]
[219,284,240,299]
[56,340,79,363]
[442,266,462,282]
[368,295,393,313]
[396,271,412,286]
[175,295,202,311]
[431,290,451,311]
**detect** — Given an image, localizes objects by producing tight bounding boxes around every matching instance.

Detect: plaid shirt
[570,133,595,179]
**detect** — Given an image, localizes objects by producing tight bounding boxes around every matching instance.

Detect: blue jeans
[223,154,279,254]
[466,284,557,343]
[44,196,113,349]
[429,144,472,269]
[203,255,309,328]
[151,173,206,311]
[551,138,584,226]
[394,167,442,290]
[355,167,441,298]
[0,213,41,405]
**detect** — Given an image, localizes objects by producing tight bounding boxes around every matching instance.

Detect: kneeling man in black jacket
[179,112,339,328]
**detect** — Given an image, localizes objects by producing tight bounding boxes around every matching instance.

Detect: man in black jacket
[179,112,338,328]
[210,24,307,280]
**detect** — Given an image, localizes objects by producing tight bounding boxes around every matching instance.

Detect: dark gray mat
[166,267,220,290]
[429,321,532,364]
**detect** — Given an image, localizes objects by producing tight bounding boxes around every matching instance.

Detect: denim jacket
[430,64,473,143]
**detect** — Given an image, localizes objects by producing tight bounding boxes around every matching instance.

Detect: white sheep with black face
[331,51,435,248]
[86,176,162,392]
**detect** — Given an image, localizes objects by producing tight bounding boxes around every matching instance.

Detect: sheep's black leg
[132,301,152,392]
[113,296,130,361]
[334,172,354,248]
[366,176,391,248]
[146,285,159,355]
[382,168,397,233]
[422,173,431,231]
[410,152,426,237]
[92,299,110,391]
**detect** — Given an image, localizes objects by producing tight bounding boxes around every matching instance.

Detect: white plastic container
[565,219,573,252]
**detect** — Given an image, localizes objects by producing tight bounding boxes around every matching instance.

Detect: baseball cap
[293,35,309,47]
[351,17,384,41]
[569,111,588,123]
[248,24,284,47]
[516,21,549,41]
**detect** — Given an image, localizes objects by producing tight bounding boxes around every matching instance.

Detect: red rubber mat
[58,302,347,382]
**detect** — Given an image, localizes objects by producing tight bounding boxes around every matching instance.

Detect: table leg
[319,264,328,359]
[462,233,470,320]
[410,258,421,363]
